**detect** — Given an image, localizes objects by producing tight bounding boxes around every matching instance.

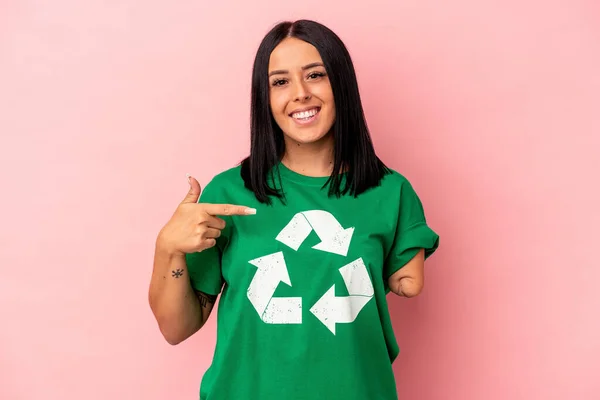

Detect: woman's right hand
[156,174,256,256]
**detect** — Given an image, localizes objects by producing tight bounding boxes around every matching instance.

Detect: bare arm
[148,238,217,345]
[147,174,254,345]
[387,248,425,298]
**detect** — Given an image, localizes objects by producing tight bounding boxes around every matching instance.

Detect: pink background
[1,1,599,399]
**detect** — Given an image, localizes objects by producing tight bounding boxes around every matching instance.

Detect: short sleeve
[185,179,230,296]
[383,180,440,281]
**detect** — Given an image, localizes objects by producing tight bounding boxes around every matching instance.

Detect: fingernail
[245,208,257,215]
[186,173,191,184]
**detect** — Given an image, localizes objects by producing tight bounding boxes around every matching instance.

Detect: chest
[220,194,397,298]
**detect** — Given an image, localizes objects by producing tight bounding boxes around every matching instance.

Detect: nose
[292,80,311,102]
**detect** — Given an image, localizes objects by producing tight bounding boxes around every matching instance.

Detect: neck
[281,134,335,177]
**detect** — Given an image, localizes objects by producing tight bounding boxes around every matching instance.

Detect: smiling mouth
[290,107,321,124]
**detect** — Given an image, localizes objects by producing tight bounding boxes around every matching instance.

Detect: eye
[308,72,326,80]
[272,79,287,87]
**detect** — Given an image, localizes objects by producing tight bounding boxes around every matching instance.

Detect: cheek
[316,86,335,110]
[269,91,287,116]
[321,93,336,118]
[328,107,336,122]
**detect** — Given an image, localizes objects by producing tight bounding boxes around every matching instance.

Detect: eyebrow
[268,62,325,77]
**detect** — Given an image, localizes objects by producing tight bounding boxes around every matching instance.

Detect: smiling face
[268,37,336,146]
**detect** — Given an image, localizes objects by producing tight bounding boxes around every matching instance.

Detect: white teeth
[292,108,318,119]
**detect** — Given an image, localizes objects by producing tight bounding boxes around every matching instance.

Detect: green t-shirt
[186,163,439,400]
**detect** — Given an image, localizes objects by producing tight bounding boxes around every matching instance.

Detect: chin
[287,130,331,145]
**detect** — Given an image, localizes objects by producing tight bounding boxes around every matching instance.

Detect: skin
[268,37,337,177]
[268,37,425,297]
[149,177,256,345]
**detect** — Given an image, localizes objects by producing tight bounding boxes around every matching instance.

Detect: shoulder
[372,168,426,206]
[378,168,414,191]
[199,164,244,202]
[207,164,243,187]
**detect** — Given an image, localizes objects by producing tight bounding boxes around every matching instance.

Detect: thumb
[182,173,202,204]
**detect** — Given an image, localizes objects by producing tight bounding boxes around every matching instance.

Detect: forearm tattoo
[171,268,184,278]
[167,268,216,307]
[195,291,217,308]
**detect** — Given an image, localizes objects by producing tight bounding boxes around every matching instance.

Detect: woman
[149,19,439,400]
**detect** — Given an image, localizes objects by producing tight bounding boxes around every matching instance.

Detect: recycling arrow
[247,251,302,324]
[309,257,374,334]
[275,210,355,256]
[247,211,373,333]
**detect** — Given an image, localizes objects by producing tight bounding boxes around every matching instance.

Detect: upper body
[149,19,440,400]
[186,162,439,400]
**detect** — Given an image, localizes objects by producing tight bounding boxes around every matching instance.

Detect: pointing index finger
[203,203,257,216]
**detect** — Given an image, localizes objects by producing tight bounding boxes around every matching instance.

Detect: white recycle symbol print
[246,210,374,335]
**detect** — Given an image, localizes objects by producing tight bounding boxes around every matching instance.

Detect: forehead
[268,37,323,70]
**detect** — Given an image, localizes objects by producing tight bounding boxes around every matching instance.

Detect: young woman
[149,19,439,400]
